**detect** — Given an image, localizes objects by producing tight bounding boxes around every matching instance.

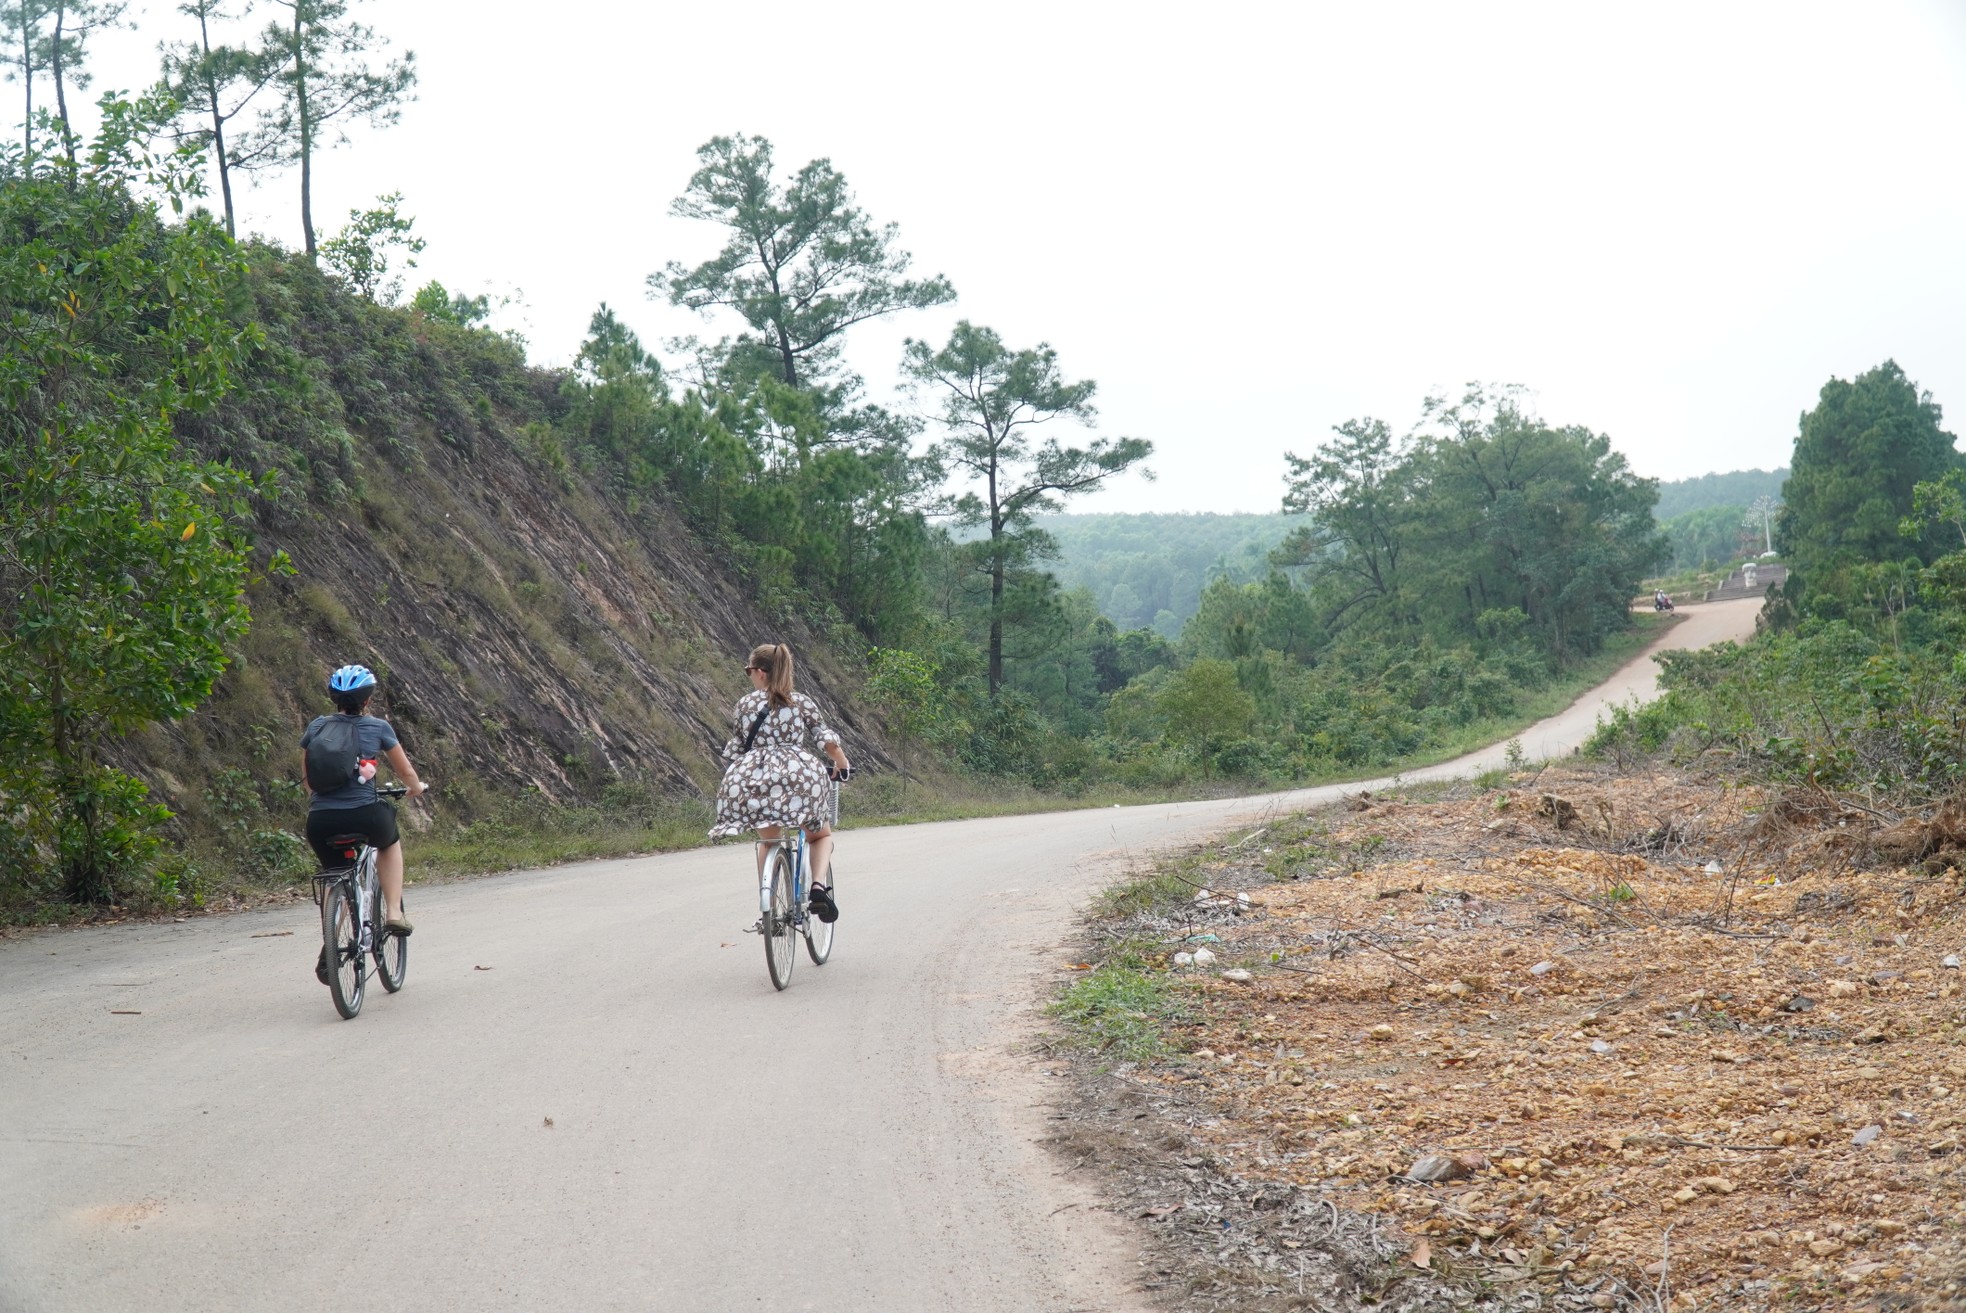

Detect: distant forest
[1033,512,1303,635]
[1653,467,1787,519]
[1049,469,1793,630]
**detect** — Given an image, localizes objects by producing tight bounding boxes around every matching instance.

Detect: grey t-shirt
[300,713,401,811]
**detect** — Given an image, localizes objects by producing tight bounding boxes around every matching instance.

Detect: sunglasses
[745,664,764,672]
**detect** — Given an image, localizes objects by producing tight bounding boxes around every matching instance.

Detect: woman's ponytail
[749,642,797,707]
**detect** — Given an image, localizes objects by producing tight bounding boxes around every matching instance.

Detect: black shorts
[305,802,402,868]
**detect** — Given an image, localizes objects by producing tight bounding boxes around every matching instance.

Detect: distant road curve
[0,598,1760,1313]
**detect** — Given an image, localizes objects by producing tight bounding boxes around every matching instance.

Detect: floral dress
[708,690,842,838]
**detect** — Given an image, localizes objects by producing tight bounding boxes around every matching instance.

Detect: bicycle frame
[315,842,380,957]
[759,829,810,932]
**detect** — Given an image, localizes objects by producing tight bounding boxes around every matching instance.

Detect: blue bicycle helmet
[328,664,377,694]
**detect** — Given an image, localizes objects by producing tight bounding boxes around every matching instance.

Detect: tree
[318,189,421,300]
[903,321,1152,695]
[0,92,268,903]
[159,0,282,237]
[655,133,954,394]
[1411,387,1664,660]
[1156,658,1255,775]
[1778,361,1959,596]
[410,278,490,326]
[42,0,123,164]
[257,0,414,258]
[1278,418,1414,629]
[0,0,50,160]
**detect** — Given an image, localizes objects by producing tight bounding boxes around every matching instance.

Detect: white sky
[65,0,1966,513]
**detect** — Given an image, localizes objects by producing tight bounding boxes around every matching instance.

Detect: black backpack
[305,716,361,793]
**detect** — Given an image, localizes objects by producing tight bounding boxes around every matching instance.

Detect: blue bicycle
[760,781,840,990]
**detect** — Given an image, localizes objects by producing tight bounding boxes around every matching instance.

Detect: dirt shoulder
[1047,764,1966,1311]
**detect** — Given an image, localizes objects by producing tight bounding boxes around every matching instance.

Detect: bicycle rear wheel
[375,891,407,993]
[804,860,834,965]
[324,882,364,1019]
[764,848,797,991]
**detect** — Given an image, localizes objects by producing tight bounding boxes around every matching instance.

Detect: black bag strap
[740,705,771,754]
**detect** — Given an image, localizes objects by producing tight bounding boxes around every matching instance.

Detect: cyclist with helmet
[301,666,428,953]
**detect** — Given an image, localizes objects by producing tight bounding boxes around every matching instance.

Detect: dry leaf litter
[1055,765,1966,1312]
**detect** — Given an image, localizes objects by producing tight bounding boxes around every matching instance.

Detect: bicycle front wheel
[764,848,797,991]
[804,860,834,966]
[375,892,407,993]
[324,883,364,1019]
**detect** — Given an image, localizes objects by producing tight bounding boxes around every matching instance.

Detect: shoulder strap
[741,705,771,754]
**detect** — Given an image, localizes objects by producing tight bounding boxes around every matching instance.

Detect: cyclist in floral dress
[711,643,851,922]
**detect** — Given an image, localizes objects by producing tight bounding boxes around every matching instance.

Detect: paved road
[0,599,1759,1313]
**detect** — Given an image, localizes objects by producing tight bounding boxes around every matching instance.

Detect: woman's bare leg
[377,840,406,921]
[808,827,834,888]
[754,828,781,915]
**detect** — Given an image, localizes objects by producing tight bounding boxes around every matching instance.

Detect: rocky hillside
[120,254,895,839]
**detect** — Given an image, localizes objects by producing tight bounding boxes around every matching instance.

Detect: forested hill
[1653,468,1787,519]
[129,254,896,838]
[1034,512,1303,634]
[1043,473,1790,632]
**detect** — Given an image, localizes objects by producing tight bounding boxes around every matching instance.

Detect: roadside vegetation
[0,34,1681,923]
[1043,361,1966,1311]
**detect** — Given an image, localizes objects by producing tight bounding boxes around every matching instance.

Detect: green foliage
[1659,503,1758,572]
[0,108,265,901]
[319,189,422,301]
[410,277,489,326]
[864,646,967,745]
[1591,374,1966,806]
[1278,385,1665,664]
[903,320,1153,695]
[1034,512,1300,635]
[1653,468,1787,520]
[1155,659,1254,774]
[1779,360,1958,605]
[655,132,954,394]
[256,0,417,256]
[158,0,282,237]
[1048,956,1188,1062]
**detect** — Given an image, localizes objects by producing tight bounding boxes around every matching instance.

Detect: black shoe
[808,883,838,924]
[315,948,332,986]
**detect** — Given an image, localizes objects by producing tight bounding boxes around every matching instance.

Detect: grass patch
[1048,953,1189,1062]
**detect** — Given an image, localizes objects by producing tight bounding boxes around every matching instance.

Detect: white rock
[1589,1039,1616,1056]
[1943,954,1961,970]
[1704,859,1724,874]
[1235,891,1252,908]
[1172,952,1194,968]
[1193,948,1218,968]
[1192,888,1215,903]
[1405,1154,1470,1182]
[1529,960,1556,977]
[1852,1124,1883,1147]
[1221,969,1253,984]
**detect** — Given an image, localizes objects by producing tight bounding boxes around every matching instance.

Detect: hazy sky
[67,0,1966,513]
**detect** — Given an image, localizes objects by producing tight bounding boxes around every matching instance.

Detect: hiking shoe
[384,915,414,937]
[808,883,838,924]
[315,948,332,986]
